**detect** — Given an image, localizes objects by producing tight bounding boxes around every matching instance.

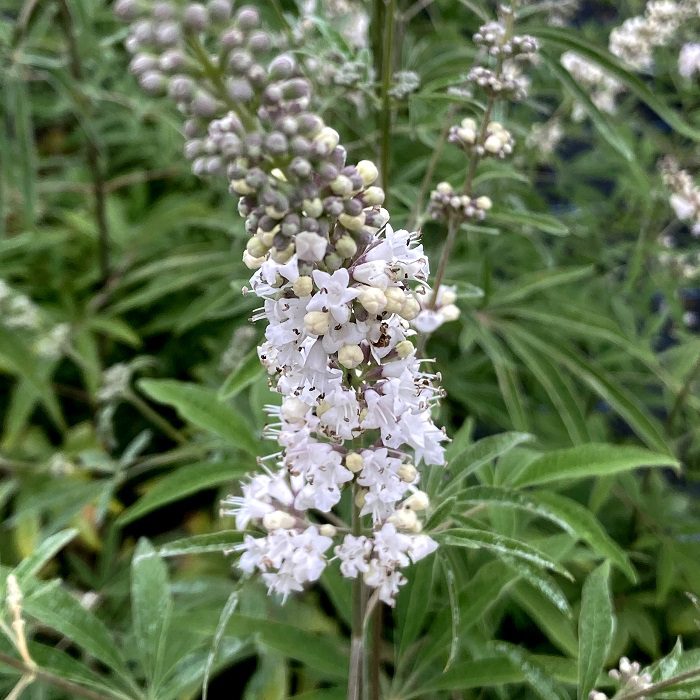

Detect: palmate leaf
[117,460,249,525]
[578,563,614,700]
[457,485,636,581]
[138,379,260,456]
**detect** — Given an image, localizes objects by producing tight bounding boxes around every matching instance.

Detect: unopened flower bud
[400,295,421,320]
[246,236,268,258]
[115,0,139,20]
[395,339,414,358]
[302,198,323,218]
[484,134,503,154]
[356,160,379,186]
[330,175,353,196]
[338,212,366,232]
[313,127,340,154]
[475,196,492,210]
[235,5,260,29]
[292,275,313,297]
[319,524,337,537]
[207,0,232,21]
[363,186,385,206]
[346,452,364,473]
[335,235,358,259]
[263,510,296,530]
[398,463,417,482]
[270,243,294,263]
[304,310,331,335]
[440,304,460,322]
[388,508,419,530]
[183,3,209,30]
[281,396,308,423]
[338,344,364,369]
[324,252,343,271]
[403,490,430,511]
[358,287,387,315]
[243,250,265,269]
[384,287,407,314]
[354,489,366,507]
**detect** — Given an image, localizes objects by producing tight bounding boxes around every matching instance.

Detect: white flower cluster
[526,117,564,157]
[661,157,700,235]
[609,0,700,72]
[448,118,514,159]
[560,52,622,120]
[119,0,446,606]
[0,280,69,359]
[589,656,653,700]
[679,41,700,77]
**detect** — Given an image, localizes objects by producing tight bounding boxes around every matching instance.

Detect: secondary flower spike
[118,0,445,605]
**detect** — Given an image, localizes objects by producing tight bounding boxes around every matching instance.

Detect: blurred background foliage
[0,0,699,698]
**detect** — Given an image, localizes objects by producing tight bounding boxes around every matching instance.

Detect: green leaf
[490,209,570,236]
[458,486,636,582]
[578,562,614,700]
[396,556,435,661]
[203,591,239,700]
[13,528,78,583]
[219,350,264,400]
[118,460,247,525]
[23,585,133,687]
[414,657,523,693]
[531,26,700,142]
[131,538,172,687]
[156,531,244,557]
[137,379,260,456]
[510,444,678,488]
[501,556,572,617]
[440,528,572,579]
[441,431,533,497]
[491,266,595,306]
[493,642,569,700]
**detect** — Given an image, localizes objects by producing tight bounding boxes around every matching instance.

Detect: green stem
[348,484,365,700]
[615,666,700,699]
[379,0,397,195]
[667,351,700,430]
[125,392,188,445]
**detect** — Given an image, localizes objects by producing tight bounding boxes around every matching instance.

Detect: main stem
[348,485,365,700]
[379,0,396,195]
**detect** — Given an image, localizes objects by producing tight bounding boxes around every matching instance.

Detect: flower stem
[379,0,397,195]
[125,391,188,445]
[348,484,364,700]
[615,665,700,699]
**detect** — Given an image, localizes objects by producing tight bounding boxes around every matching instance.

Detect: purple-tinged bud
[279,116,298,135]
[245,167,267,190]
[236,6,260,30]
[228,49,253,74]
[159,49,185,72]
[273,232,289,249]
[298,114,323,137]
[155,21,180,46]
[133,20,154,43]
[219,134,241,157]
[323,197,344,216]
[221,27,244,50]
[244,133,263,159]
[290,157,311,178]
[184,119,200,138]
[192,91,218,117]
[344,198,364,216]
[114,0,139,21]
[281,78,310,100]
[139,71,166,94]
[318,163,338,181]
[290,136,311,156]
[349,174,364,190]
[331,147,348,169]
[248,31,271,53]
[129,54,157,76]
[300,217,320,232]
[206,156,223,174]
[247,64,266,87]
[227,162,246,179]
[207,0,232,21]
[169,76,195,100]
[258,214,277,231]
[153,2,176,20]
[262,84,282,104]
[192,157,207,176]
[226,78,254,102]
[281,218,300,236]
[183,3,209,31]
[184,139,203,160]
[268,54,296,80]
[265,131,288,155]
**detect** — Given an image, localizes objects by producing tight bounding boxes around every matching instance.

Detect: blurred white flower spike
[118,0,446,605]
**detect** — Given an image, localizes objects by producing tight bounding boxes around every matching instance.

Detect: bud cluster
[448,118,514,158]
[473,19,538,59]
[429,182,492,222]
[119,1,447,606]
[560,51,622,120]
[661,156,700,236]
[589,656,653,700]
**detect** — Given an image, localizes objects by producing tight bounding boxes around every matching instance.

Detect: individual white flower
[679,42,700,78]
[295,231,328,261]
[307,268,359,323]
[335,534,372,577]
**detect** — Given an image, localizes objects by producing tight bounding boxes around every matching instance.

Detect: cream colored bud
[388,508,418,530]
[384,287,407,314]
[243,251,265,269]
[335,235,358,259]
[260,230,276,247]
[270,243,295,263]
[411,520,423,533]
[357,159,379,186]
[292,275,313,297]
[403,490,430,511]
[363,186,385,206]
[395,339,414,359]
[246,236,268,258]
[319,524,337,537]
[304,310,331,335]
[398,463,417,482]
[475,196,492,210]
[345,452,364,473]
[281,396,308,423]
[231,179,254,195]
[461,117,477,131]
[338,212,366,232]
[440,304,460,322]
[440,287,457,305]
[330,175,354,196]
[358,287,387,315]
[400,295,421,321]
[354,489,366,507]
[271,167,287,182]
[316,399,330,417]
[457,127,476,144]
[263,510,296,530]
[484,134,503,154]
[436,181,453,195]
[314,126,340,151]
[265,205,286,219]
[303,197,324,218]
[338,344,364,369]
[488,120,504,132]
